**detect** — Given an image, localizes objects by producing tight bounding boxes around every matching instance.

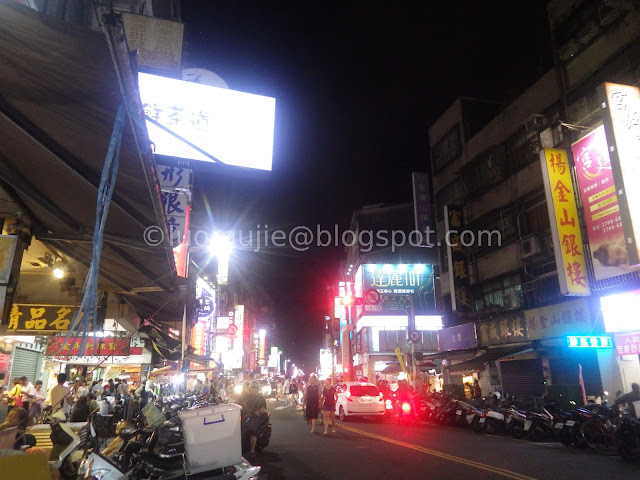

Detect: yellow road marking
[337,424,539,480]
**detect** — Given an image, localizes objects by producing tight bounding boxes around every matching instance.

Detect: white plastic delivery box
[179,403,243,472]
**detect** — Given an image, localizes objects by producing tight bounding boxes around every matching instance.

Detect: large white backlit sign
[600,289,640,333]
[138,73,275,171]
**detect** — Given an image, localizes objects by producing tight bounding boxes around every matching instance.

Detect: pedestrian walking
[302,375,321,434]
[321,377,337,435]
[283,377,291,406]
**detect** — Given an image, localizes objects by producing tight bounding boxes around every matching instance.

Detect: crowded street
[257,399,640,480]
[1,0,640,479]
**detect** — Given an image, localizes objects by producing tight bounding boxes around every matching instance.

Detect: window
[432,126,461,172]
[349,385,379,397]
[378,330,405,351]
[474,273,522,312]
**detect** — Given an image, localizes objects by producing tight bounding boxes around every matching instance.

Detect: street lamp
[209,233,232,285]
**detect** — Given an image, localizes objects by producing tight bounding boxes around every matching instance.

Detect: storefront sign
[540,148,590,296]
[525,298,591,340]
[613,331,640,356]
[7,304,83,332]
[157,165,191,190]
[477,312,528,346]
[567,335,612,348]
[600,289,640,333]
[46,336,130,356]
[571,126,635,280]
[122,13,184,72]
[444,206,472,312]
[412,172,432,242]
[600,82,640,266]
[358,264,435,314]
[438,323,477,351]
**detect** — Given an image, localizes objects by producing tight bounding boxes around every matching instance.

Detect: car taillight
[402,402,411,413]
[385,399,393,410]
[345,391,353,401]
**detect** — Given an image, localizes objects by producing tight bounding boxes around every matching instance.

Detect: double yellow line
[338,424,539,480]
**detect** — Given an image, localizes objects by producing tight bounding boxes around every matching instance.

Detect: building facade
[429,0,640,400]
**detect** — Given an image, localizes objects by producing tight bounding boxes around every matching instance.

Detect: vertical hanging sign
[540,148,590,295]
[444,205,472,312]
[599,82,640,267]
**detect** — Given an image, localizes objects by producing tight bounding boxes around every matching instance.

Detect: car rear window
[349,385,379,397]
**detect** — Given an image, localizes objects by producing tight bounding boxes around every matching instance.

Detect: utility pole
[407,293,416,388]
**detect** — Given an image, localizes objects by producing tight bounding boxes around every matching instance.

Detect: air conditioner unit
[521,236,541,259]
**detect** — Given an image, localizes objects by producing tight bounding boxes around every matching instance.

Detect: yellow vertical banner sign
[394,347,407,375]
[540,148,590,295]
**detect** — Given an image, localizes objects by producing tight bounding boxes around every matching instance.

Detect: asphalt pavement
[252,398,639,480]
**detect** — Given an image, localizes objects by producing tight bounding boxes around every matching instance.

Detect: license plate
[555,422,564,429]
[479,417,485,424]
[456,410,462,416]
[524,420,532,431]
[565,420,575,427]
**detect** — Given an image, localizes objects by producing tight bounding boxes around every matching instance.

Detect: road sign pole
[407,294,416,387]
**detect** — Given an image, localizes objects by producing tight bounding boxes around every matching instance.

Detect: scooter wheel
[529,426,546,442]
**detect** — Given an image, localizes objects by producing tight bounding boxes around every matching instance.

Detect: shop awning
[448,345,532,375]
[422,347,480,362]
[0,2,182,323]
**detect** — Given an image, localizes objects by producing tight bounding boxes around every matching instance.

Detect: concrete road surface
[251,399,639,479]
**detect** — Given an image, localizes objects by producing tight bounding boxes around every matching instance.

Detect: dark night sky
[179,1,553,369]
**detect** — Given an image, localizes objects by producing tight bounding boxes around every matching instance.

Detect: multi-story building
[338,202,441,383]
[428,0,640,400]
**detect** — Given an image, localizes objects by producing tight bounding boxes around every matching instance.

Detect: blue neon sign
[566,335,612,348]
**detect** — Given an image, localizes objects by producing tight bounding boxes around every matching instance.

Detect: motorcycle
[616,416,640,460]
[241,412,271,454]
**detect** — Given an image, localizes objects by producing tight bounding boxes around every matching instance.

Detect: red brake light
[401,402,411,413]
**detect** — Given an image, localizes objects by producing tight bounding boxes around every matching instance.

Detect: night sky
[179,1,553,369]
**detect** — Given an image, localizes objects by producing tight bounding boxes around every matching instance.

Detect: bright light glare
[209,234,233,257]
[414,264,426,273]
[259,329,267,337]
[138,73,275,171]
[53,268,64,279]
[234,384,243,395]
[398,264,408,273]
[172,374,185,385]
[600,290,640,332]
[382,264,393,273]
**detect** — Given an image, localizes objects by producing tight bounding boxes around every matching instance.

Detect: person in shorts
[321,377,337,434]
[302,375,321,434]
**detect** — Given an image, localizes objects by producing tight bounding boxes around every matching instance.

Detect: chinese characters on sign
[600,82,640,267]
[571,126,637,281]
[445,205,471,312]
[613,332,640,356]
[158,165,191,278]
[46,336,131,356]
[360,264,435,313]
[525,298,590,341]
[7,304,83,332]
[158,165,191,190]
[412,172,432,244]
[121,13,184,72]
[477,313,528,346]
[540,149,590,295]
[438,323,478,351]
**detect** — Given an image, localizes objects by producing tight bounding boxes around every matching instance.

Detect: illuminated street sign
[566,335,612,348]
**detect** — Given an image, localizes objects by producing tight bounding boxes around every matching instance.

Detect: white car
[334,381,385,421]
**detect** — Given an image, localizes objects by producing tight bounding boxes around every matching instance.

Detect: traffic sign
[409,330,421,343]
[364,289,381,305]
[196,297,213,317]
[227,324,238,336]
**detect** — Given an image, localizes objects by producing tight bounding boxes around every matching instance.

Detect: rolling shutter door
[548,350,602,396]
[9,347,41,383]
[500,359,545,397]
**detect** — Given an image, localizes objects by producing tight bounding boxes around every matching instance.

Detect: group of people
[5,376,46,426]
[302,376,337,435]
